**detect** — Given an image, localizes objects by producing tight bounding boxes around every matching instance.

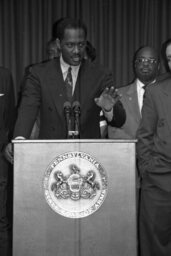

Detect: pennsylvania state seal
[43,151,108,218]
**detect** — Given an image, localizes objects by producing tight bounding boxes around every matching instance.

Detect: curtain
[0,0,171,99]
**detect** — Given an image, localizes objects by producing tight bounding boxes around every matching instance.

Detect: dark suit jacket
[108,80,141,139]
[137,78,171,191]
[14,58,125,139]
[0,67,15,150]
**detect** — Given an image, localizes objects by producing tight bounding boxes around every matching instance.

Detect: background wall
[0,0,171,97]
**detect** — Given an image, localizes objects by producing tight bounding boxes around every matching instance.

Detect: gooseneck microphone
[72,101,81,138]
[63,101,72,138]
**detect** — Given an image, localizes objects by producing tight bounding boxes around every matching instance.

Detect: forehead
[63,28,86,41]
[136,48,157,59]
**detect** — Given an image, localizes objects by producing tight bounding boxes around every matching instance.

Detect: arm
[95,87,126,128]
[4,71,16,140]
[136,88,158,177]
[107,100,126,128]
[13,69,41,139]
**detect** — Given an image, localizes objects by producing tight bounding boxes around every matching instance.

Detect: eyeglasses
[135,58,158,64]
[63,42,86,50]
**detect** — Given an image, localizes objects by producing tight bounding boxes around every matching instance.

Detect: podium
[13,139,137,256]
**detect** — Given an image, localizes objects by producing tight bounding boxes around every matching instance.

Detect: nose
[73,45,79,53]
[142,60,150,66]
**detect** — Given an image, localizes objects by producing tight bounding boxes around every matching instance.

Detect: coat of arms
[51,164,100,201]
[43,152,108,218]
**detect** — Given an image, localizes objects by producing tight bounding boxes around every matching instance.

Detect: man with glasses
[108,46,160,139]
[5,18,126,162]
[108,46,160,255]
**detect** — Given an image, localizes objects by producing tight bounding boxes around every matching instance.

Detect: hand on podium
[4,137,25,164]
[4,142,13,164]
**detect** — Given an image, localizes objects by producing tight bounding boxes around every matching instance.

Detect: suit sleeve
[100,70,126,128]
[136,88,158,177]
[13,69,41,138]
[107,100,126,127]
[4,70,16,141]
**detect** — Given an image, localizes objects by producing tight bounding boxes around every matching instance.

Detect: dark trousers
[0,152,12,256]
[139,184,171,256]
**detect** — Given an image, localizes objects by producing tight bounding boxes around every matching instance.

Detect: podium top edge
[12,139,137,143]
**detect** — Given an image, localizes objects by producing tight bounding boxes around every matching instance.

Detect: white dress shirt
[136,79,145,113]
[60,56,80,95]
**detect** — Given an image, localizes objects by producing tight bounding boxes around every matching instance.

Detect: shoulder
[117,81,135,95]
[148,77,171,94]
[30,58,60,76]
[156,72,171,82]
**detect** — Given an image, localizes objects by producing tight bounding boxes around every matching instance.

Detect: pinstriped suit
[14,58,126,139]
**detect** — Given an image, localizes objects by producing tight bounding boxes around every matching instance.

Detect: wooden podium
[13,139,137,256]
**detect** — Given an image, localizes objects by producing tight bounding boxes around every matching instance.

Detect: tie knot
[142,84,147,90]
[68,66,72,73]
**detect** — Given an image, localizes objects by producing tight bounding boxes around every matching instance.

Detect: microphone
[72,101,81,138]
[63,101,72,138]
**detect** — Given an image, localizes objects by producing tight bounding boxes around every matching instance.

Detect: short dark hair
[86,41,96,62]
[53,17,87,40]
[161,38,171,72]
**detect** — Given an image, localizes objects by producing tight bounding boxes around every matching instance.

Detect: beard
[135,68,158,84]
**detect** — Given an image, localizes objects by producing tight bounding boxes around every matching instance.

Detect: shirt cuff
[103,108,113,122]
[14,136,26,140]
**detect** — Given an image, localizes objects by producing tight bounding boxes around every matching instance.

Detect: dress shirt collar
[60,55,80,78]
[136,79,145,90]
[136,78,156,89]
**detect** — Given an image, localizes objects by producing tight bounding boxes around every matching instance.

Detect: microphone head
[63,101,71,109]
[72,101,80,110]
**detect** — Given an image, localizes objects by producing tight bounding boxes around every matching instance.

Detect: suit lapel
[72,61,93,111]
[47,59,68,118]
[125,82,141,124]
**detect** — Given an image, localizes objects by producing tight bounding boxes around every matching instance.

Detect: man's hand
[94,86,120,111]
[4,143,14,164]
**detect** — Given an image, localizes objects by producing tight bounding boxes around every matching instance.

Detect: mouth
[72,56,81,62]
[141,69,151,73]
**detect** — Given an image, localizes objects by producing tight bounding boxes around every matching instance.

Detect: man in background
[160,38,171,80]
[46,39,60,60]
[137,76,171,256]
[0,67,15,256]
[108,46,160,139]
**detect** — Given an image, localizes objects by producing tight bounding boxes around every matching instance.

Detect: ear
[56,39,61,50]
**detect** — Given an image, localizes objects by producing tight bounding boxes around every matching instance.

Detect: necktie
[140,84,147,113]
[65,67,73,101]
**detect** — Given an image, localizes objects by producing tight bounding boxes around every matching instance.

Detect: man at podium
[5,18,126,162]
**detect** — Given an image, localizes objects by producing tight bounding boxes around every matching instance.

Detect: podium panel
[13,140,137,256]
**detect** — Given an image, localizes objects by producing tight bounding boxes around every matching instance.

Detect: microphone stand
[63,101,72,139]
[72,101,81,139]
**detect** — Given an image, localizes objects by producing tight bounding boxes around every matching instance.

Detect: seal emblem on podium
[43,151,108,218]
